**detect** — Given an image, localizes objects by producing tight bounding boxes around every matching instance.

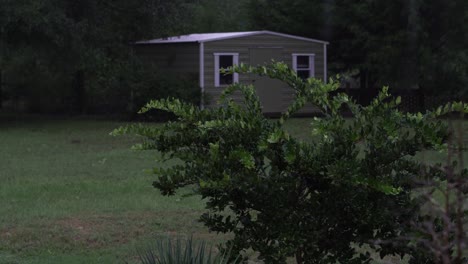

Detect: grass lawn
[0,116,210,264]
[0,115,466,263]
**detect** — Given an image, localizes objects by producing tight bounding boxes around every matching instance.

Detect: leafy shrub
[2,53,200,116]
[137,236,240,264]
[114,63,465,263]
[410,118,468,264]
[127,62,200,119]
[86,58,200,118]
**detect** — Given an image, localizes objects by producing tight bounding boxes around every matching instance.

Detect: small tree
[408,111,467,264]
[114,63,464,263]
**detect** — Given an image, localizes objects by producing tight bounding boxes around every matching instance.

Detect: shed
[134,30,329,114]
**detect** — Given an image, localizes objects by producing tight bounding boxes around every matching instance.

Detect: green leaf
[395,96,401,105]
[267,129,283,144]
[240,154,255,169]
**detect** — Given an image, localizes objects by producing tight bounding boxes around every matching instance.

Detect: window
[292,54,315,80]
[214,53,239,87]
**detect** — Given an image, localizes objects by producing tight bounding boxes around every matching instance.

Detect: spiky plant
[137,236,240,264]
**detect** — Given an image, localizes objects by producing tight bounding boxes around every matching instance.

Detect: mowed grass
[0,116,466,264]
[0,116,209,264]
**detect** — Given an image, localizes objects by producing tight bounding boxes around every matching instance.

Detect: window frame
[214,53,239,87]
[292,53,315,80]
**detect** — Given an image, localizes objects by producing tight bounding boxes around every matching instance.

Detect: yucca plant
[137,236,241,264]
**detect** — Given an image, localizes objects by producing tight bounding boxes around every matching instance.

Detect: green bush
[126,60,200,118]
[2,52,200,116]
[86,58,200,117]
[114,63,466,263]
[137,236,240,264]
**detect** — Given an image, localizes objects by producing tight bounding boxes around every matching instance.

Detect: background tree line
[0,0,467,115]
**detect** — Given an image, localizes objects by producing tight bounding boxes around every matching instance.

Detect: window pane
[219,55,233,85]
[297,70,309,80]
[220,55,233,69]
[220,73,233,85]
[297,56,309,69]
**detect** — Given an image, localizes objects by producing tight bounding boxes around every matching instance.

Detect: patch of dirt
[50,212,161,248]
[0,210,219,252]
[0,226,45,252]
[70,139,81,144]
[0,228,14,239]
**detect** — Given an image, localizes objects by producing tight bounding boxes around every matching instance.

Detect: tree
[114,62,460,263]
[247,0,468,94]
[0,0,197,113]
[188,0,252,32]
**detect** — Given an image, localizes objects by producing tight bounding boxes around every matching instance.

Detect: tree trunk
[359,68,371,105]
[0,69,3,109]
[72,69,86,114]
[295,247,303,264]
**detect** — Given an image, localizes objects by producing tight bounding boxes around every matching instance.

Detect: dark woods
[0,0,467,116]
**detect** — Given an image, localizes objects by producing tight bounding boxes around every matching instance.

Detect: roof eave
[198,30,329,44]
[134,30,329,45]
[134,40,198,45]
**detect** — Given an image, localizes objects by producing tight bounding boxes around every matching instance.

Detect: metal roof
[134,30,329,45]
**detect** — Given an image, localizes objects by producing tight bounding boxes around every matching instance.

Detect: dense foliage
[114,63,465,263]
[0,0,199,113]
[249,0,468,94]
[2,0,466,114]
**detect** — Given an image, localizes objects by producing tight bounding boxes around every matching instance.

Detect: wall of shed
[202,34,325,114]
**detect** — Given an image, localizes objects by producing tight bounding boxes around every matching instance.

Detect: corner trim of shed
[199,42,205,109]
[324,44,327,83]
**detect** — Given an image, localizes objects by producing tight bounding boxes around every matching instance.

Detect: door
[249,48,284,113]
